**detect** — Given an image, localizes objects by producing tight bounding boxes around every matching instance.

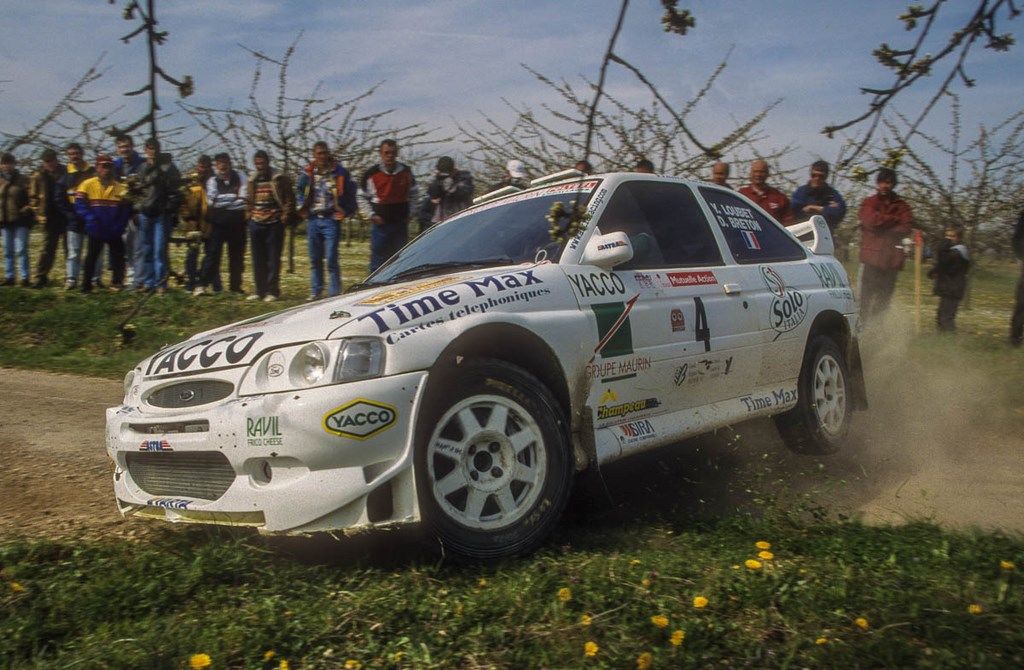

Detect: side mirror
[580,231,634,269]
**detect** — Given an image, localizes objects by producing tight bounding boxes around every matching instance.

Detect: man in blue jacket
[296,142,356,299]
[791,160,847,230]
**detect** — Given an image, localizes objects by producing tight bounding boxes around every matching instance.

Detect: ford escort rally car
[108,170,867,560]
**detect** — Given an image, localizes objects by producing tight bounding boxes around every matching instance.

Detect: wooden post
[914,228,924,334]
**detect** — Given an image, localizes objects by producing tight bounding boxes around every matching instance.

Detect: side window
[699,187,807,264]
[597,181,723,269]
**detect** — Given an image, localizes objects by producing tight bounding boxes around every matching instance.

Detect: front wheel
[415,359,572,561]
[774,335,851,454]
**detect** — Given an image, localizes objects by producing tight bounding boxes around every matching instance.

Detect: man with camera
[424,156,473,230]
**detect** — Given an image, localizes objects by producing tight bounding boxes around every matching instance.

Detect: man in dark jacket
[927,225,970,332]
[114,134,145,286]
[425,156,473,227]
[246,149,295,302]
[1011,210,1024,347]
[59,142,95,289]
[133,137,181,292]
[1,153,34,286]
[196,153,247,295]
[791,160,847,230]
[858,167,913,321]
[29,148,67,288]
[360,139,419,272]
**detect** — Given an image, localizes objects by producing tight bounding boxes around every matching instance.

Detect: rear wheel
[415,359,572,561]
[774,335,850,454]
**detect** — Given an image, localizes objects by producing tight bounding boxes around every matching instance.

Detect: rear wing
[787,215,834,256]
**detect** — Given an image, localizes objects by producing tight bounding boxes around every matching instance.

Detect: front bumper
[106,370,429,533]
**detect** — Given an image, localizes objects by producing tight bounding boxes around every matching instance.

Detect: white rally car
[109,170,866,560]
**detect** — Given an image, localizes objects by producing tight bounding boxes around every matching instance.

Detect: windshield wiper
[351,258,515,292]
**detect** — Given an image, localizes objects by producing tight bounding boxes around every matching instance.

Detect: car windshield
[363,181,601,287]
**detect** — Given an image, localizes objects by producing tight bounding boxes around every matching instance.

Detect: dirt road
[3,321,1023,541]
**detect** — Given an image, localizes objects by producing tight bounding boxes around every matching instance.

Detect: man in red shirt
[858,167,913,321]
[738,159,791,224]
[359,139,419,272]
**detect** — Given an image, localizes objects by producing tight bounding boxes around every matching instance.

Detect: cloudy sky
[1,1,1021,177]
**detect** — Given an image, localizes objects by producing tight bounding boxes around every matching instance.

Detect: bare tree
[826,0,1020,168]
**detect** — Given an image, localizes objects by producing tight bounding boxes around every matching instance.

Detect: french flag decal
[740,230,761,250]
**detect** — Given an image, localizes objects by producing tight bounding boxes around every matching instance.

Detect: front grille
[147,380,233,409]
[129,420,210,434]
[126,451,235,501]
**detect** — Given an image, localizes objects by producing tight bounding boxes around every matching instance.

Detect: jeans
[249,221,284,298]
[2,226,30,281]
[307,216,340,297]
[369,220,408,272]
[66,230,84,286]
[137,213,173,289]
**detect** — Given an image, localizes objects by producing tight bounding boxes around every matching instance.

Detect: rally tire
[774,335,851,455]
[415,359,572,562]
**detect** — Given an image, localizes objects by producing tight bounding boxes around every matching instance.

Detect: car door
[581,179,761,423]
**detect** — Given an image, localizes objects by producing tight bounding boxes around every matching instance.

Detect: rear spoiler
[786,215,834,256]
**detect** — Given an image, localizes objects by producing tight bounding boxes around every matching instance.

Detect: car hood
[139,263,558,379]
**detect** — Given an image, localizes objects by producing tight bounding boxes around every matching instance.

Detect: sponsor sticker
[247,415,283,447]
[740,230,761,250]
[322,399,398,440]
[740,388,798,412]
[666,271,717,287]
[670,308,685,332]
[617,419,656,447]
[811,261,854,299]
[139,439,172,452]
[146,498,191,510]
[145,331,264,376]
[568,270,626,299]
[597,239,627,251]
[673,355,733,387]
[761,266,808,333]
[357,275,466,306]
[585,355,651,383]
[597,397,661,420]
[591,294,639,359]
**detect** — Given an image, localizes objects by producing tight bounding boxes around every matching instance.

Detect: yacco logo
[139,439,172,452]
[146,498,191,510]
[760,266,786,297]
[567,271,626,299]
[667,271,717,287]
[322,399,398,440]
[357,270,543,335]
[591,294,638,359]
[146,332,264,376]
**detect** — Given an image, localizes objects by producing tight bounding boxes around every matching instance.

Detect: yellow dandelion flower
[584,640,599,657]
[580,613,593,627]
[758,550,774,561]
[636,651,653,669]
[477,577,488,588]
[189,654,212,670]
[855,617,870,631]
[670,629,685,646]
[344,661,361,670]
[558,587,572,603]
[815,636,828,646]
[641,578,652,588]
[755,541,771,550]
[1000,560,1016,571]
[630,559,641,566]
[10,581,25,593]
[693,596,709,609]
[968,603,983,615]
[650,614,669,629]
[279,661,290,670]
[262,650,276,662]
[745,559,763,570]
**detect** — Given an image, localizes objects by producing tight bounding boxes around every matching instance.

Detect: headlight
[238,338,385,396]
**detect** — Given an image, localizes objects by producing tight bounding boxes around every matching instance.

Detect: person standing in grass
[927,224,970,333]
[198,153,248,296]
[246,149,295,303]
[1011,209,1024,347]
[133,138,182,293]
[1,153,34,287]
[29,148,68,289]
[59,142,94,290]
[858,167,914,322]
[360,139,419,273]
[74,154,131,293]
[179,155,211,293]
[297,142,356,300]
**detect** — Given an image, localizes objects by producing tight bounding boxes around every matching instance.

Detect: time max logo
[358,270,543,333]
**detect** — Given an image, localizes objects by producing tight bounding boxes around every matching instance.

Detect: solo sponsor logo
[597,397,661,420]
[567,270,626,299]
[740,388,797,412]
[247,415,283,447]
[761,265,808,333]
[671,308,685,332]
[322,399,398,440]
[146,498,191,510]
[617,418,656,446]
[139,439,172,452]
[759,266,786,297]
[145,331,264,376]
[666,271,717,287]
[359,270,544,335]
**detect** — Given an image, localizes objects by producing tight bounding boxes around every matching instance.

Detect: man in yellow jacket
[179,155,211,292]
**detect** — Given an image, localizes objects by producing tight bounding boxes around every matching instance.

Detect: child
[927,225,970,332]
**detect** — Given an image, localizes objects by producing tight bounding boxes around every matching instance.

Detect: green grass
[3,242,1024,667]
[2,517,1022,669]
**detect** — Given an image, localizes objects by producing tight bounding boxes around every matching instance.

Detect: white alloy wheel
[812,353,847,436]
[426,394,548,531]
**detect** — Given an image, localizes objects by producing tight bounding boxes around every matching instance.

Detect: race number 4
[693,297,711,352]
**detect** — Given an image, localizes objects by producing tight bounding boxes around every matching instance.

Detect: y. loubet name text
[358,270,544,334]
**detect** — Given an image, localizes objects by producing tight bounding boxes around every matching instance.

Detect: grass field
[2,235,1023,668]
